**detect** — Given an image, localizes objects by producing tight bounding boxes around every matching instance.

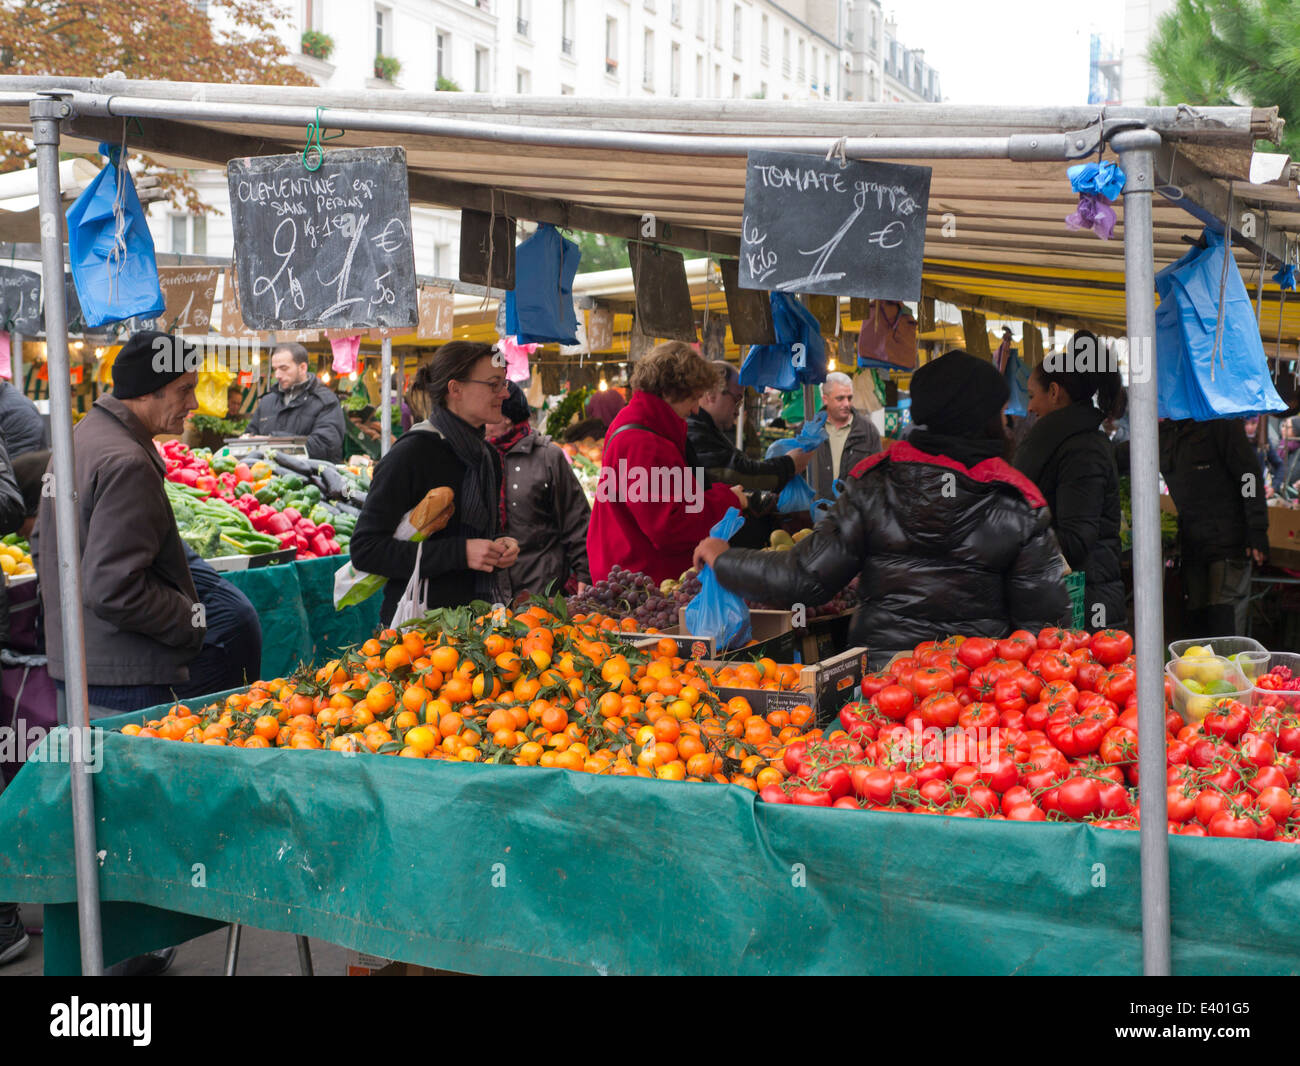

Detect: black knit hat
[501,380,530,424]
[909,349,1010,436]
[111,330,198,400]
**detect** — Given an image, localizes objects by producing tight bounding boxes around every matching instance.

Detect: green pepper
[2,533,18,545]
[309,505,332,526]
[255,487,278,505]
[302,485,322,503]
[282,475,305,491]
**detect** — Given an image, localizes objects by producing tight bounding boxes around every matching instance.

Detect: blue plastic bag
[739,292,827,391]
[505,223,581,345]
[1004,349,1031,417]
[683,507,752,651]
[766,411,827,514]
[1155,228,1287,420]
[65,143,164,328]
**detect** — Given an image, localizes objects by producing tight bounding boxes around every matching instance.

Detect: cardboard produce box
[1267,504,1300,569]
[707,646,868,727]
[677,608,796,661]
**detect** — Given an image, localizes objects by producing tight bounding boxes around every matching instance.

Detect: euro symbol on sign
[371,218,408,254]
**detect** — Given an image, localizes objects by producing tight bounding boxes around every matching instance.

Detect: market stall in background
[0,78,1299,975]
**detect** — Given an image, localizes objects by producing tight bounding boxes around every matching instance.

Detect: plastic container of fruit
[1250,652,1300,717]
[1165,655,1253,724]
[1167,636,1266,662]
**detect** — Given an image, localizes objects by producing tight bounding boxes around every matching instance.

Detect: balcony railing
[760,45,769,63]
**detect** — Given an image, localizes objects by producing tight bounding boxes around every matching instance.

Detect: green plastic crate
[1065,571,1086,629]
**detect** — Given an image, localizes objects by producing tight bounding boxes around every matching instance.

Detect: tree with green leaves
[1147,0,1300,155]
[572,230,631,273]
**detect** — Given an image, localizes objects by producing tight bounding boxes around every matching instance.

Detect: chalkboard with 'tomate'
[739,150,931,301]
[227,147,418,331]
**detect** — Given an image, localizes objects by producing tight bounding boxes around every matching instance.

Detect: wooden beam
[1157,144,1294,266]
[922,280,1124,334]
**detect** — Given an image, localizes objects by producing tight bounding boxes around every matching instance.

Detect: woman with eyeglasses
[350,341,519,624]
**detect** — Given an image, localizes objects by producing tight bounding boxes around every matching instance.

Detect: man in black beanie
[34,330,260,716]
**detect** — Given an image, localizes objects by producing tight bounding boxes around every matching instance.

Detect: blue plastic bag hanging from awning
[739,292,827,391]
[1154,227,1287,421]
[682,507,752,651]
[65,143,164,328]
[1004,349,1031,417]
[505,223,581,345]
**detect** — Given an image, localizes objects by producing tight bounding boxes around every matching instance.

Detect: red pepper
[233,463,253,484]
[297,520,317,538]
[265,512,293,536]
[282,507,302,524]
[310,532,332,556]
[316,523,335,540]
[176,468,200,488]
[327,539,341,555]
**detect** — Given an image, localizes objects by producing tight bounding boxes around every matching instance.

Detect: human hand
[789,448,813,474]
[1249,547,1267,567]
[730,484,749,510]
[576,581,589,595]
[494,536,520,567]
[693,536,731,572]
[465,538,503,572]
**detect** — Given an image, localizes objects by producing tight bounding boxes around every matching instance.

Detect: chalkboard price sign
[739,150,931,301]
[0,267,42,334]
[227,147,418,331]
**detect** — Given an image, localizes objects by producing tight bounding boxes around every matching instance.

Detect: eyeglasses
[461,378,509,394]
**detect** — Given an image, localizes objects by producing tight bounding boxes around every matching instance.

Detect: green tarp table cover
[222,556,380,679]
[3,710,1300,974]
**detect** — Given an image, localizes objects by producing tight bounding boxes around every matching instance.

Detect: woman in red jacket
[588,342,746,583]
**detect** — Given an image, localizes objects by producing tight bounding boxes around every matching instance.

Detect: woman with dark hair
[693,350,1069,665]
[1014,330,1126,629]
[588,341,747,583]
[350,341,519,624]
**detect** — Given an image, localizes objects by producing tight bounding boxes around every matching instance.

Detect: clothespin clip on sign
[825,136,848,169]
[302,106,344,172]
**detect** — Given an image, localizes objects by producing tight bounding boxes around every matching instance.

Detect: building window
[560,83,574,95]
[374,4,391,59]
[671,41,681,97]
[671,0,681,27]
[732,4,742,59]
[696,3,705,39]
[713,0,723,48]
[170,214,207,255]
[824,53,831,97]
[696,53,704,94]
[605,17,618,75]
[436,32,450,79]
[713,62,722,97]
[475,46,490,91]
[644,0,655,11]
[782,28,790,75]
[516,0,529,38]
[516,67,530,94]
[433,243,451,276]
[797,38,805,80]
[561,0,574,55]
[760,14,769,64]
[732,72,740,97]
[643,28,654,89]
[303,0,323,32]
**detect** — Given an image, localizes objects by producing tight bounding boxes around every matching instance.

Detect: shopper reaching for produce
[694,349,1070,668]
[588,342,747,585]
[350,342,519,625]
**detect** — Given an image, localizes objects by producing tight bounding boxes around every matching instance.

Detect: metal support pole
[296,934,315,976]
[380,337,393,456]
[223,923,242,976]
[802,383,815,422]
[1113,127,1170,977]
[11,332,24,397]
[30,95,103,977]
[735,392,745,450]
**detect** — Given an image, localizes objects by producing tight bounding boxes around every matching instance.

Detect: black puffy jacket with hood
[713,440,1071,658]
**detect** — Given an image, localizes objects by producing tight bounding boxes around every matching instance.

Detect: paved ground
[2,904,355,976]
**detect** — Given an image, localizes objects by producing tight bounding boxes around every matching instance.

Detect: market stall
[1,78,1298,976]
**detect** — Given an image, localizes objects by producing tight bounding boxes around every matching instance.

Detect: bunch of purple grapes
[672,568,703,607]
[567,565,678,629]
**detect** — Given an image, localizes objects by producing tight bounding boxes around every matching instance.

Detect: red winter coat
[587,390,737,584]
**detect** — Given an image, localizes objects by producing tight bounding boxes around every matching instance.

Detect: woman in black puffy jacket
[694,350,1070,666]
[1014,331,1126,630]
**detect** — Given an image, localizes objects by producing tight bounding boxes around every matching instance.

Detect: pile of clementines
[119,602,819,788]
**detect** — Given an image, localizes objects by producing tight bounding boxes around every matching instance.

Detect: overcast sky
[887,0,1129,106]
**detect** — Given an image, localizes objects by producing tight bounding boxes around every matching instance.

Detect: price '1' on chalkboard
[227,146,418,331]
[739,150,931,302]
